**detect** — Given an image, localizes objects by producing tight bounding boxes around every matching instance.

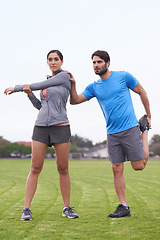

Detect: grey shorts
[32,125,71,147]
[107,126,145,163]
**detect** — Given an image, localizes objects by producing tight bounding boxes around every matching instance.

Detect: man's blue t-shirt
[82,71,139,134]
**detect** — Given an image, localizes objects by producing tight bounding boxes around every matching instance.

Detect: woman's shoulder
[57,71,71,89]
[59,70,70,79]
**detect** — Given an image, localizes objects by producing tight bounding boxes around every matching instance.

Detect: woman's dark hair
[47,50,63,61]
[91,50,110,63]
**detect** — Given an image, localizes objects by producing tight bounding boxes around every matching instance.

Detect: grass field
[0,159,160,240]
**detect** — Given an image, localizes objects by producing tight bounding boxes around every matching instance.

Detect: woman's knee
[57,164,68,175]
[30,164,43,175]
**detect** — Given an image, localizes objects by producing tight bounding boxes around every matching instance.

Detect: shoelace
[114,204,124,213]
[23,208,32,214]
[68,206,76,213]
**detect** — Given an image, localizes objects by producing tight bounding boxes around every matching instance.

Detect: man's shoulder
[111,71,132,81]
[92,78,102,85]
[112,70,126,76]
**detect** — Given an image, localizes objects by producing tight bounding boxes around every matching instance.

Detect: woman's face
[47,52,63,75]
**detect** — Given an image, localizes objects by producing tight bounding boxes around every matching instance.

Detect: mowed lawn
[0,159,160,240]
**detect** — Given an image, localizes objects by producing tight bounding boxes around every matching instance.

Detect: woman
[4,50,79,220]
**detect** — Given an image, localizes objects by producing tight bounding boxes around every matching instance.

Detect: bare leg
[131,130,149,171]
[142,130,149,165]
[54,142,71,207]
[24,141,48,208]
[112,162,127,206]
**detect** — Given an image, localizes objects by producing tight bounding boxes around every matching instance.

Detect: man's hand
[65,70,76,84]
[146,115,151,129]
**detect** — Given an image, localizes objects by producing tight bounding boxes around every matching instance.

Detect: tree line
[0,134,160,158]
[0,135,95,158]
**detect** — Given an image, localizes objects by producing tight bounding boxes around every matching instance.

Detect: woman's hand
[65,70,75,84]
[23,84,32,96]
[4,87,14,95]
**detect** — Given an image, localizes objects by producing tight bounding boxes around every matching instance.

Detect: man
[70,50,151,218]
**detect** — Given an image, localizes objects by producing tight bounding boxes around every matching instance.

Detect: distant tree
[18,144,31,155]
[70,144,78,153]
[149,134,160,156]
[0,143,31,158]
[150,135,160,145]
[71,134,93,148]
[94,140,107,147]
[46,147,55,154]
[150,143,160,156]
[0,137,10,146]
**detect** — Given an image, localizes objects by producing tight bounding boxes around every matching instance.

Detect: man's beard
[95,65,108,76]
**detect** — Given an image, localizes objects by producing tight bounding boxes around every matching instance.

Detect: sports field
[0,159,159,240]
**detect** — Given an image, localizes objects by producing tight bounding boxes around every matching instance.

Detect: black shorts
[32,125,71,147]
[107,126,145,163]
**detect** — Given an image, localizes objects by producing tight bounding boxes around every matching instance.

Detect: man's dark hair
[91,50,110,63]
[47,50,63,61]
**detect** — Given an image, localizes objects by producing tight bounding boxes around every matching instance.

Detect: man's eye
[48,58,52,61]
[54,58,59,61]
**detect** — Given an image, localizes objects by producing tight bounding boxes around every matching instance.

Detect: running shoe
[108,204,131,218]
[21,208,32,221]
[62,206,79,219]
[139,115,149,132]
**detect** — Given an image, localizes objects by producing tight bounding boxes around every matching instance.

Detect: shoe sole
[21,215,32,221]
[62,214,79,219]
[21,218,32,221]
[108,213,131,218]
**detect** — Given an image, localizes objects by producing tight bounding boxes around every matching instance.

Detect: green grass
[0,159,160,240]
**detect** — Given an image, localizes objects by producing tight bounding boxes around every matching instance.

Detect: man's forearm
[70,82,88,105]
[70,82,79,104]
[140,91,151,117]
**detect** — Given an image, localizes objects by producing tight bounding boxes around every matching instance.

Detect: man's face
[92,56,108,76]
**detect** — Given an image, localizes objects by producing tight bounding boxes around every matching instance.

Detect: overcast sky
[1,0,160,144]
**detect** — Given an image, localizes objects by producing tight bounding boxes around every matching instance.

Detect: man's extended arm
[132,82,151,127]
[69,77,88,105]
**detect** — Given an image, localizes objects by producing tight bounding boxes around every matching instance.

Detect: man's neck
[100,70,112,80]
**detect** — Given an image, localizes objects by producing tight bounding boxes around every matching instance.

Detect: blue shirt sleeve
[125,72,138,90]
[82,83,95,100]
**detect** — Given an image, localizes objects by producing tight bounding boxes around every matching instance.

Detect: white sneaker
[62,206,79,219]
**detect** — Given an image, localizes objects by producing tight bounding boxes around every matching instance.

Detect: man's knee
[112,163,124,175]
[131,160,145,171]
[132,165,145,171]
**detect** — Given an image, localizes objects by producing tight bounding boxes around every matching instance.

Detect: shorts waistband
[52,122,70,126]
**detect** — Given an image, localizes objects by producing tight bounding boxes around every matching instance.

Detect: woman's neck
[52,69,62,76]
